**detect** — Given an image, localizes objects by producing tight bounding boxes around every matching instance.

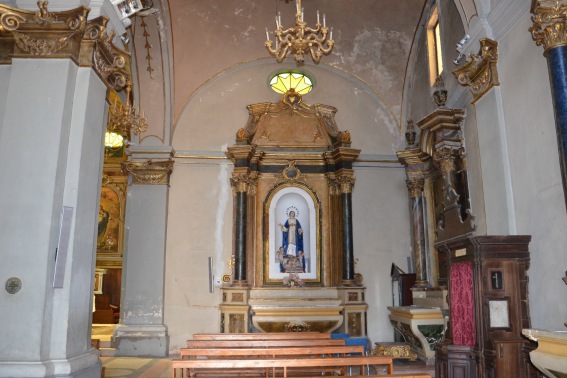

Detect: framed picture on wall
[263,184,321,285]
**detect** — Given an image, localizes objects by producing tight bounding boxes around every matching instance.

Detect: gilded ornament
[406,178,425,199]
[282,161,301,181]
[337,174,355,194]
[405,120,417,148]
[122,159,174,185]
[372,343,418,361]
[452,38,499,103]
[531,1,567,52]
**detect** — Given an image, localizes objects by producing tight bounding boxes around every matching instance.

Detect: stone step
[99,347,116,357]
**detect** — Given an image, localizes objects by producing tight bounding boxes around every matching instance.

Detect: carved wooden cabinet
[435,235,532,378]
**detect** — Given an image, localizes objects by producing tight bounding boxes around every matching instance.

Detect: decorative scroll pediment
[236,91,351,149]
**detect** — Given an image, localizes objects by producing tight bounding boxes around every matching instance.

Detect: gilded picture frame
[96,175,126,267]
[263,183,321,285]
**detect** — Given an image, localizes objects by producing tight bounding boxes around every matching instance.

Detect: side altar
[220,86,368,336]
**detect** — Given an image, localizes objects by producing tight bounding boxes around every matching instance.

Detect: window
[269,71,314,95]
[427,7,443,86]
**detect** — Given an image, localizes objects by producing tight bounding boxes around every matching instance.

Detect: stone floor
[101,357,173,378]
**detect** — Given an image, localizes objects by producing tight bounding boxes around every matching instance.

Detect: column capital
[406,178,425,199]
[330,171,356,194]
[433,146,458,173]
[531,1,567,53]
[230,169,257,195]
[453,38,499,103]
[122,159,174,185]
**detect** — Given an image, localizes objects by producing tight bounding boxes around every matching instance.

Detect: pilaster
[0,2,123,376]
[116,150,173,357]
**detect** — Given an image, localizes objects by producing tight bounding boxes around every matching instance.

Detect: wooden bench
[180,345,365,359]
[192,332,331,340]
[171,355,394,377]
[186,339,346,349]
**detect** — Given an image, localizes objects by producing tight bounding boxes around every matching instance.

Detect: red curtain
[450,261,476,346]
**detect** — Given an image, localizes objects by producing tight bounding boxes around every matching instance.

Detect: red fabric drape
[450,261,476,346]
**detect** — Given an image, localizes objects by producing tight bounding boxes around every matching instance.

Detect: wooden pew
[192,332,331,341]
[186,339,346,349]
[180,345,365,359]
[171,355,394,377]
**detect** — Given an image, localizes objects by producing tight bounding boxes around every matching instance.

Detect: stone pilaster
[116,156,173,357]
[0,2,129,376]
[531,0,567,206]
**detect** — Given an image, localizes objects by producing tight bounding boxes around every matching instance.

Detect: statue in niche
[278,209,305,273]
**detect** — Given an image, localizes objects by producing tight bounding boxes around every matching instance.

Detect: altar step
[393,359,436,378]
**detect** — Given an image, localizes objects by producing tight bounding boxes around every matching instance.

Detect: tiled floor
[101,357,173,378]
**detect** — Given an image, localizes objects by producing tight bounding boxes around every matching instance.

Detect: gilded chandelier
[107,81,148,139]
[265,0,334,63]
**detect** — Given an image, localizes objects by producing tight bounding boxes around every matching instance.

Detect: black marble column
[233,191,247,282]
[342,191,355,282]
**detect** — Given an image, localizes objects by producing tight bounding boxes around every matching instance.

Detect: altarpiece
[220,89,368,336]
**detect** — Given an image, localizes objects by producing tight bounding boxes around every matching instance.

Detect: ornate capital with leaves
[230,171,257,195]
[406,178,425,199]
[122,160,174,185]
[531,1,567,52]
[433,147,458,173]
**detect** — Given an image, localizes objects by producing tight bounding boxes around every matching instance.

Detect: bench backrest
[179,345,365,358]
[172,355,394,377]
[185,338,346,348]
[192,332,331,340]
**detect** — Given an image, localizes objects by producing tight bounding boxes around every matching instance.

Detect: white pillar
[114,149,173,357]
[0,58,107,377]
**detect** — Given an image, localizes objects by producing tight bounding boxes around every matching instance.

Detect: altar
[219,80,368,337]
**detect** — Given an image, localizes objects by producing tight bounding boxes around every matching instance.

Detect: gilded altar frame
[263,182,322,285]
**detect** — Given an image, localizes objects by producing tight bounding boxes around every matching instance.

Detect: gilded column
[338,173,356,284]
[531,1,567,203]
[407,178,428,287]
[434,147,459,228]
[229,170,256,285]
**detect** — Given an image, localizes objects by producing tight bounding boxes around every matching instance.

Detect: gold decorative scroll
[531,0,567,53]
[0,3,130,90]
[453,38,499,103]
[372,343,418,360]
[122,160,174,185]
[406,178,425,199]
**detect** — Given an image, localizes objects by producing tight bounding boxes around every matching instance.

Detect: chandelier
[107,81,148,140]
[265,0,334,64]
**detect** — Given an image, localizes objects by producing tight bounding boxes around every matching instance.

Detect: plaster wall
[165,60,410,352]
[497,12,567,330]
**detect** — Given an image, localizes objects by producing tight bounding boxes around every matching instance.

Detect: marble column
[117,157,174,357]
[0,4,128,377]
[531,1,567,204]
[339,175,356,284]
[407,178,428,287]
[229,171,256,285]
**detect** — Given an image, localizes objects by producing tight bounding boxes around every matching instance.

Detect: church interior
[1,0,567,377]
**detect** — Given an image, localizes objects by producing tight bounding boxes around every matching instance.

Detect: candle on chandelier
[317,10,320,24]
[301,7,304,21]
[266,27,270,41]
[296,0,300,14]
[323,14,326,27]
[278,12,281,28]
[330,27,333,40]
